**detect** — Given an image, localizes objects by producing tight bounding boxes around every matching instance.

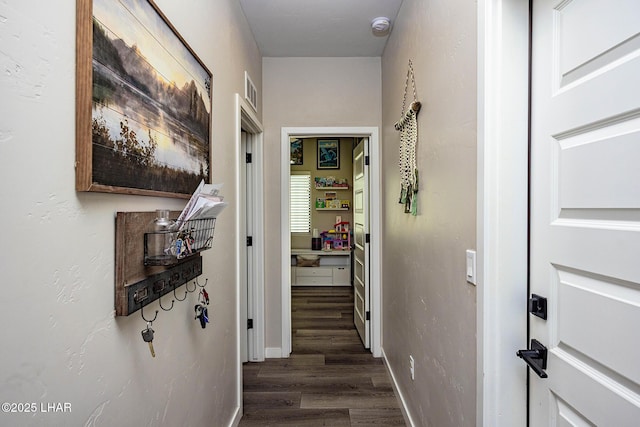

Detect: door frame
[235,94,265,414]
[477,0,530,425]
[240,130,250,364]
[280,127,382,358]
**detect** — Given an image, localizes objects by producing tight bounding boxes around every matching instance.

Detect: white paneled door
[353,138,370,348]
[528,0,640,425]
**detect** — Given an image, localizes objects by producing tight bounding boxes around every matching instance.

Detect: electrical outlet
[409,355,415,380]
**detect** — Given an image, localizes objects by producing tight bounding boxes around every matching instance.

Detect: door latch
[529,294,547,319]
[517,339,548,378]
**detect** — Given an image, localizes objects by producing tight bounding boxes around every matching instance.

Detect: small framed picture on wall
[317,139,340,169]
[290,138,303,165]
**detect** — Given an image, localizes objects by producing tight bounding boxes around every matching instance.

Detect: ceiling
[239,0,404,57]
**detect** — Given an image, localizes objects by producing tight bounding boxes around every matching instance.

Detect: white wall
[0,0,260,425]
[262,57,381,351]
[380,0,478,425]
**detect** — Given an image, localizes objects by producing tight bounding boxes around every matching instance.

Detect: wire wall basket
[144,217,217,266]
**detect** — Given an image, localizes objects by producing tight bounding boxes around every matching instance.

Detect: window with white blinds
[290,172,311,233]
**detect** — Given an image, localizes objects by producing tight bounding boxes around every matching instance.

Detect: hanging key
[195,304,209,329]
[200,307,209,328]
[141,325,155,358]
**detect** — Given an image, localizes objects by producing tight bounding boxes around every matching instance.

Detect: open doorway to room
[280,127,382,358]
[289,137,360,352]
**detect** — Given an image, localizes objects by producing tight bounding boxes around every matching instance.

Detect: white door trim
[477,0,530,425]
[235,93,265,416]
[280,126,382,358]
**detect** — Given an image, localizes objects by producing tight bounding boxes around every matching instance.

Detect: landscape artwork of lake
[91,0,212,195]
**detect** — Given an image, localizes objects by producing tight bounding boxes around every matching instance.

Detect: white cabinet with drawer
[332,266,350,286]
[291,249,351,287]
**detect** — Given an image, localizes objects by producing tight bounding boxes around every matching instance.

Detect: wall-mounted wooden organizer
[115,211,214,316]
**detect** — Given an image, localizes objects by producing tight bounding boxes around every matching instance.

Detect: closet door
[527,1,640,424]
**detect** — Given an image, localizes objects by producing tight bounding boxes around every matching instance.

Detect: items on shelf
[315,198,350,209]
[312,228,322,250]
[296,254,320,267]
[314,176,349,189]
[320,221,351,251]
[143,180,227,266]
[315,190,350,209]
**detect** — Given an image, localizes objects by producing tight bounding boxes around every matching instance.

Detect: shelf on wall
[316,208,349,211]
[315,186,350,190]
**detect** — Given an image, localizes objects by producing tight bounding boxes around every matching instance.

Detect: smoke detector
[371,17,391,36]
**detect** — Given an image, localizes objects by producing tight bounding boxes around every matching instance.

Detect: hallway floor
[240,286,405,426]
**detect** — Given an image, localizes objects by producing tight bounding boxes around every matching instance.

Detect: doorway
[280,127,382,358]
[235,94,264,375]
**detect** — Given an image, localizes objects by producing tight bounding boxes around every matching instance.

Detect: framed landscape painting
[76,0,212,198]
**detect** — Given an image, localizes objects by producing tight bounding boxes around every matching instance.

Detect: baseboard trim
[381,347,416,427]
[265,347,283,358]
[228,405,241,427]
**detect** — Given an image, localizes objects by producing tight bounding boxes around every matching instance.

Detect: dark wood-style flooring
[240,286,406,426]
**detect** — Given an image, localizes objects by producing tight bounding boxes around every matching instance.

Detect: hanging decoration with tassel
[395,59,421,216]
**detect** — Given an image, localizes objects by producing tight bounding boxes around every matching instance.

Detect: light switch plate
[466,250,477,285]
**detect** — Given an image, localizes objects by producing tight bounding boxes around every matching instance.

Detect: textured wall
[380,0,478,425]
[262,57,381,351]
[0,0,260,425]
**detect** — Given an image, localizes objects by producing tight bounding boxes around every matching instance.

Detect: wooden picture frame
[76,0,212,198]
[317,139,340,169]
[290,138,303,165]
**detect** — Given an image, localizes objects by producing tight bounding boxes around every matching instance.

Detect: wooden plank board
[114,210,181,316]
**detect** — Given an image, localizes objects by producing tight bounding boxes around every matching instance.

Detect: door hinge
[247,319,253,329]
[246,236,253,246]
[365,155,370,166]
[246,153,252,163]
[365,311,370,321]
[365,233,370,243]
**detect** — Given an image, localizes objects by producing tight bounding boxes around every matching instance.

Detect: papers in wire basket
[177,180,227,228]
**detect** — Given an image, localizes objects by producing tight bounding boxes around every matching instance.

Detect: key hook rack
[114,204,224,358]
[115,211,217,318]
